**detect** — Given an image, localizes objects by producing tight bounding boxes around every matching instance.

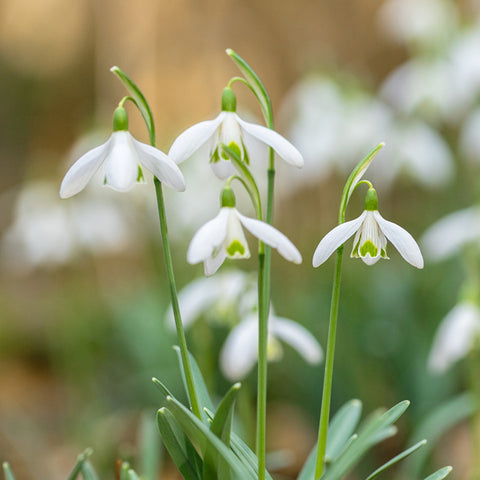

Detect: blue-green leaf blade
[424,466,453,480]
[2,463,16,480]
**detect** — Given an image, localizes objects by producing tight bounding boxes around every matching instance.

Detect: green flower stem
[154,178,202,420]
[256,251,268,480]
[314,245,344,479]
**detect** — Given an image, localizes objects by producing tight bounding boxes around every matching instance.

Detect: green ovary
[360,240,378,258]
[227,240,245,257]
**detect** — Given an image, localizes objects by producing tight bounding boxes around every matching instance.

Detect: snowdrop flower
[313,188,424,268]
[60,106,185,198]
[169,87,303,179]
[421,207,480,262]
[428,301,480,373]
[187,187,302,276]
[165,271,253,328]
[220,310,322,381]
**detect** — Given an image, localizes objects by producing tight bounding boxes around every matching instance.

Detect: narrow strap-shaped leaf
[80,461,99,480]
[157,408,203,480]
[364,439,427,480]
[119,462,130,480]
[173,346,214,422]
[2,463,16,480]
[204,383,241,480]
[127,468,141,480]
[110,66,155,145]
[322,401,409,480]
[165,396,258,480]
[138,411,162,480]
[401,393,475,478]
[152,377,175,402]
[226,49,273,128]
[339,143,384,223]
[67,448,94,480]
[325,399,362,463]
[424,466,453,480]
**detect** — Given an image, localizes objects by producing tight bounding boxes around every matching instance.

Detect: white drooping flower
[168,87,303,179]
[313,188,424,268]
[60,107,185,198]
[187,193,302,276]
[220,310,323,381]
[421,207,480,262]
[428,301,480,373]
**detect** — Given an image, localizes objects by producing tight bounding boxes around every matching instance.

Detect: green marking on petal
[381,247,388,259]
[222,141,241,159]
[227,240,245,256]
[137,166,144,182]
[360,240,378,258]
[210,148,220,164]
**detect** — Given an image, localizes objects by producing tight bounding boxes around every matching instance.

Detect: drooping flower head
[60,106,185,198]
[187,186,302,276]
[169,87,304,179]
[313,187,424,268]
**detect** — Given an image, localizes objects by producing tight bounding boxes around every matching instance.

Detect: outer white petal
[60,139,111,198]
[220,315,258,380]
[312,212,367,267]
[236,212,302,264]
[204,249,227,276]
[428,303,480,373]
[133,139,185,191]
[236,115,304,167]
[272,317,323,364]
[168,112,225,164]
[421,207,480,261]
[104,132,139,192]
[374,211,424,268]
[187,208,229,264]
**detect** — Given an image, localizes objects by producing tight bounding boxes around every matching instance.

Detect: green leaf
[164,396,258,480]
[401,393,475,478]
[204,383,241,480]
[424,466,453,480]
[110,66,155,145]
[325,399,362,463]
[80,461,99,480]
[2,463,16,480]
[157,408,202,480]
[127,468,141,480]
[364,439,427,480]
[322,401,409,480]
[226,49,273,127]
[339,143,384,222]
[119,462,131,480]
[173,347,214,423]
[67,448,94,480]
[138,411,162,480]
[152,377,175,402]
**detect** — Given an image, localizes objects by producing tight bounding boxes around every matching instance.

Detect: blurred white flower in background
[377,0,458,48]
[421,207,480,262]
[459,108,480,164]
[428,301,480,373]
[220,309,323,381]
[1,181,139,274]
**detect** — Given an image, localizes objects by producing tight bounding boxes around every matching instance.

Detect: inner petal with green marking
[360,240,378,258]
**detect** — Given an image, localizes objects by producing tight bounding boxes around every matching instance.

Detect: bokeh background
[1,0,479,479]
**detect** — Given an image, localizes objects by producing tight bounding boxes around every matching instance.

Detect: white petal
[104,132,139,192]
[187,208,229,264]
[374,211,424,268]
[210,158,236,179]
[204,249,227,276]
[312,212,366,267]
[272,317,323,364]
[133,139,185,191]
[220,315,258,380]
[237,212,302,264]
[60,139,111,198]
[236,115,304,167]
[428,303,480,373]
[168,113,225,164]
[421,207,480,261]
